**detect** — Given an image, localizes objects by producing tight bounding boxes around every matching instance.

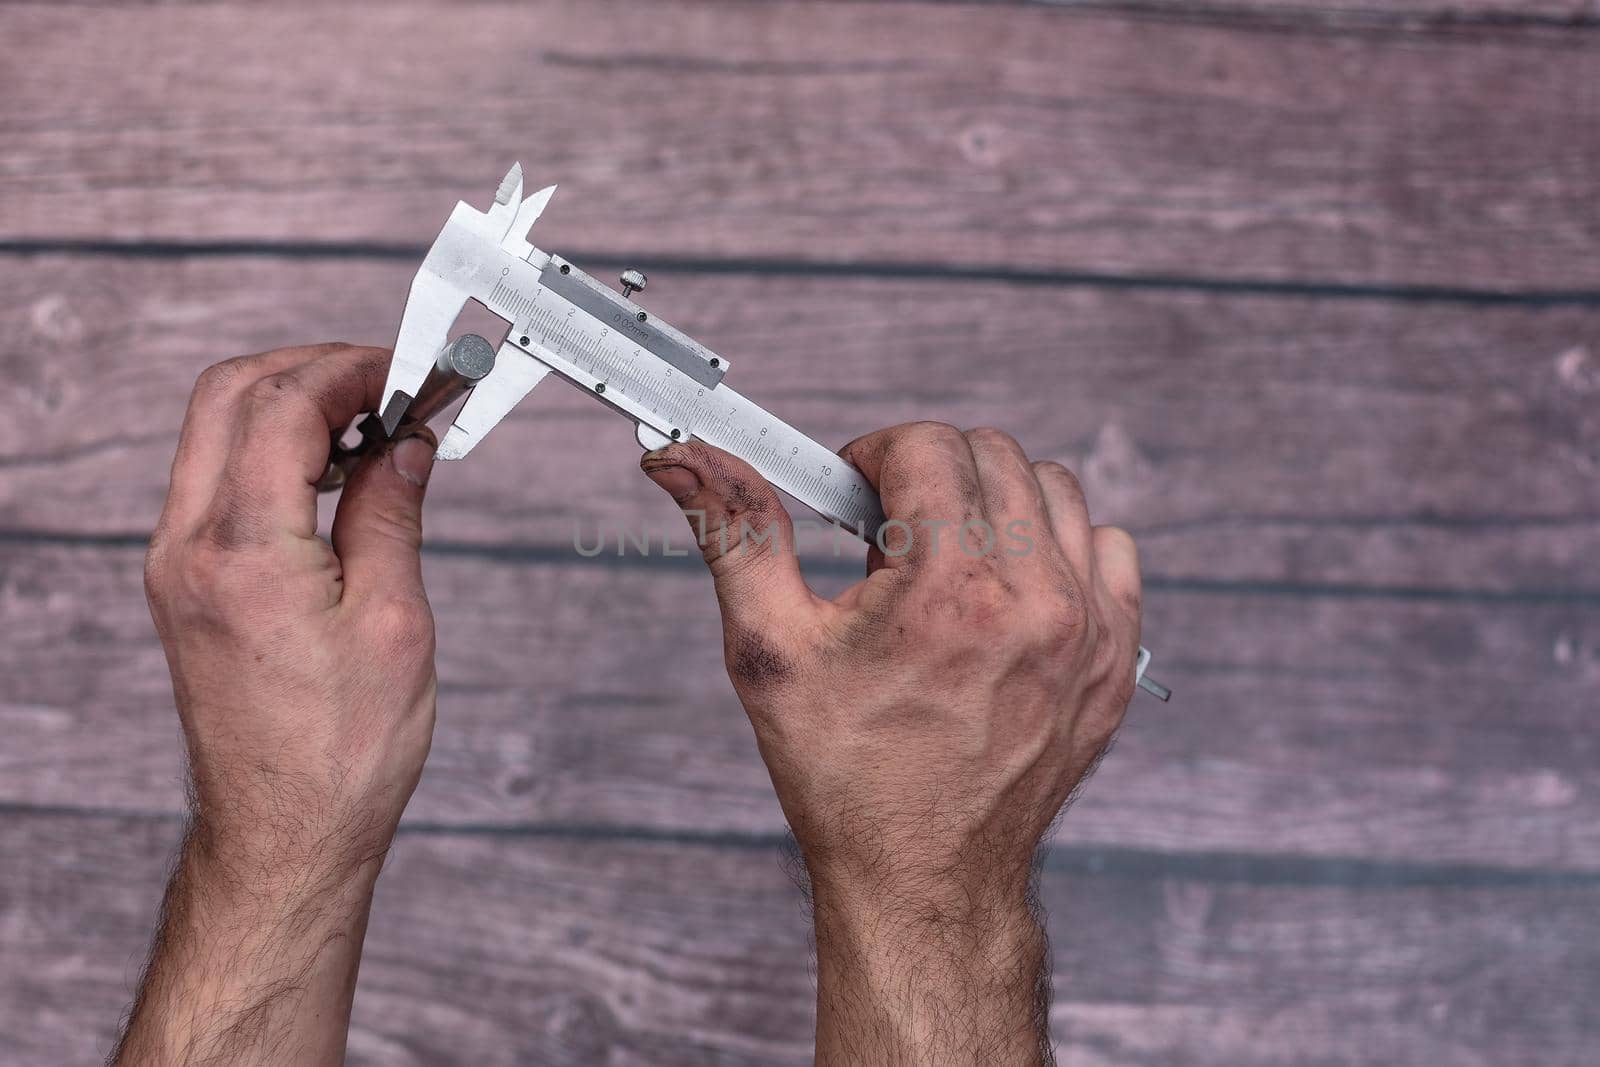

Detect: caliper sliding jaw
[379,163,556,456]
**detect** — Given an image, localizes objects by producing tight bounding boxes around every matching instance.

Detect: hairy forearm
[811,881,1052,1065]
[114,822,383,1067]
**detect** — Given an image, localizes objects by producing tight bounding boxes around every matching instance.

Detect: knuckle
[348,345,391,374]
[964,425,1016,451]
[846,422,971,481]
[701,520,751,565]
[703,522,782,584]
[881,421,964,460]
[956,577,1012,629]
[1099,650,1140,714]
[366,596,434,659]
[1089,625,1130,687]
[142,540,173,607]
[193,358,245,399]
[880,423,977,508]
[836,430,877,466]
[332,344,391,388]
[1033,460,1082,489]
[1039,600,1088,649]
[910,420,968,451]
[929,563,1030,640]
[1035,462,1087,509]
[1027,573,1089,646]
[245,370,309,409]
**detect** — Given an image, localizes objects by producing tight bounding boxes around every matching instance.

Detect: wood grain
[5,542,1595,868]
[4,3,1599,289]
[4,254,1596,592]
[1032,0,1600,20]
[3,812,1596,1066]
[2,2,1596,1062]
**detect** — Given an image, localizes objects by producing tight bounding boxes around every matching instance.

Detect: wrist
[810,874,1051,1063]
[184,815,386,915]
[185,779,399,896]
[806,839,1039,941]
[115,825,382,1066]
[812,875,1044,975]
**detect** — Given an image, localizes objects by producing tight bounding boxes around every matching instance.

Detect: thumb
[331,426,437,601]
[641,441,815,631]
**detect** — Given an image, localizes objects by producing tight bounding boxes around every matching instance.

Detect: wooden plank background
[1,1,1595,1063]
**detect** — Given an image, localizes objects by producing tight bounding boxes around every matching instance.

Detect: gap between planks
[3,242,1599,308]
[978,0,1600,35]
[4,800,1597,889]
[3,0,1594,34]
[0,529,1592,606]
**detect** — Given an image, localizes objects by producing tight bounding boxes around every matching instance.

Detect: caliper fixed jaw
[379,162,557,438]
[380,268,472,436]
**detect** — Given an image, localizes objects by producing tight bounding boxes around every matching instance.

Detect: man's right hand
[641,422,1142,1064]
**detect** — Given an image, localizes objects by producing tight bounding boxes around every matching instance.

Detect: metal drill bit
[319,334,498,492]
[400,333,498,426]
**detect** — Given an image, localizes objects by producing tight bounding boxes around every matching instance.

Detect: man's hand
[642,423,1141,1065]
[119,343,439,1066]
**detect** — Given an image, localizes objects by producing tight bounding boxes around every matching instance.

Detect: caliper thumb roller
[323,164,1172,702]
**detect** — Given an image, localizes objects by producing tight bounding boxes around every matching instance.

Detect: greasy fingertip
[640,441,702,473]
[644,462,701,504]
[392,427,438,488]
[643,442,777,515]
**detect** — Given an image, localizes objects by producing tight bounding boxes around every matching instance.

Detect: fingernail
[644,464,700,503]
[393,432,437,487]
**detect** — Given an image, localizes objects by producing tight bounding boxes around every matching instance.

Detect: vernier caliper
[364,163,1172,701]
